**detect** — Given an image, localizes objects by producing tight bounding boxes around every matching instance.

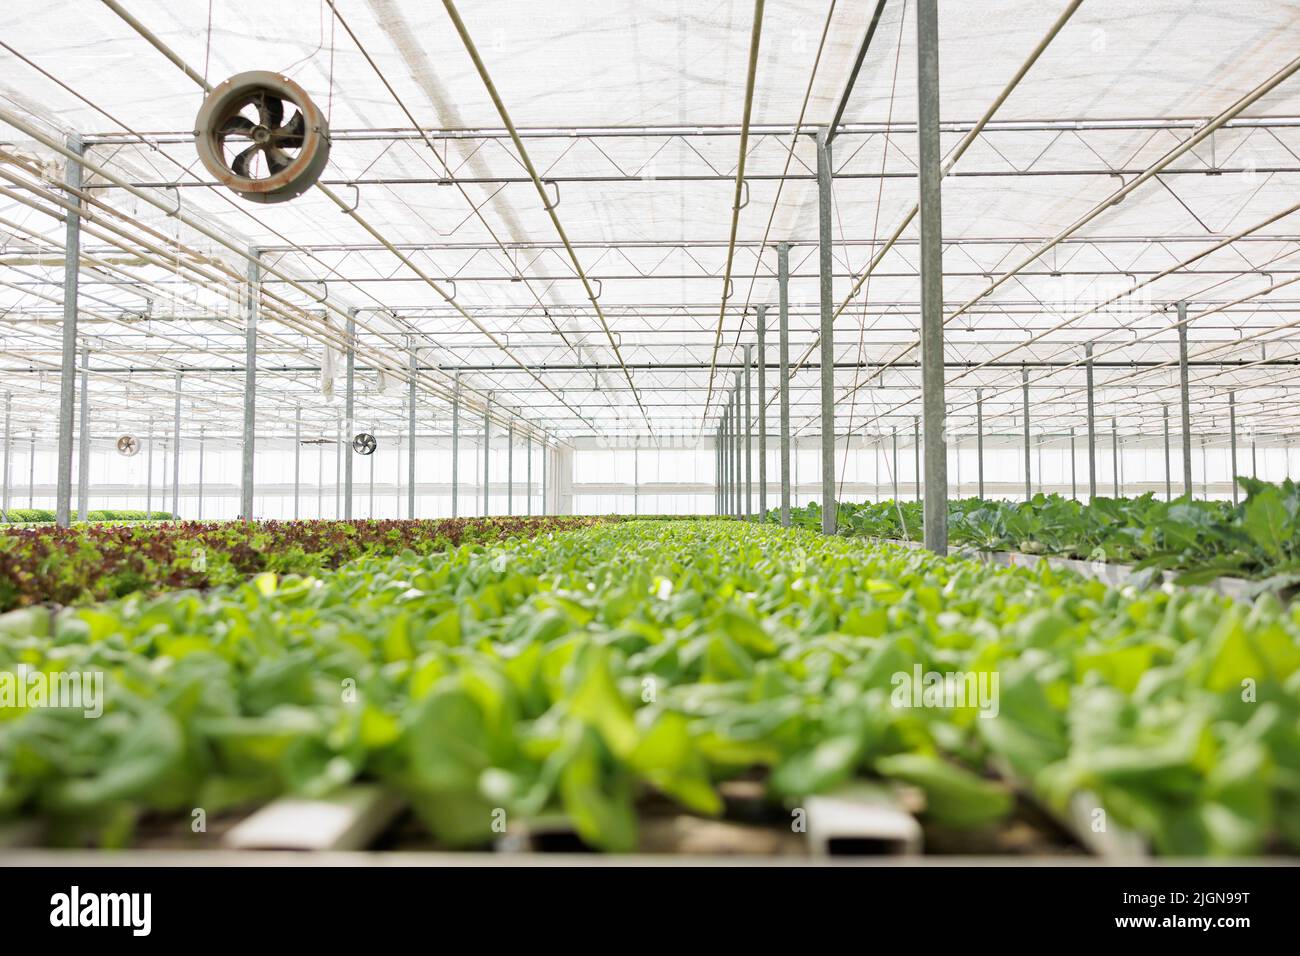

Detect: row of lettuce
[1,509,174,524]
[780,477,1300,586]
[1,519,1297,855]
[0,517,606,612]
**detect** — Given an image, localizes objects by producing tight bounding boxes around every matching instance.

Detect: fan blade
[231,144,260,178]
[219,115,256,137]
[275,111,305,149]
[265,146,293,175]
[255,92,284,130]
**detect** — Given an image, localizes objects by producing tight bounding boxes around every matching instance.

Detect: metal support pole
[483,392,492,516]
[451,373,460,518]
[507,418,514,516]
[368,441,375,517]
[1170,405,1180,504]
[172,371,181,519]
[241,251,259,519]
[77,346,90,521]
[721,405,729,515]
[1085,342,1097,500]
[335,418,342,518]
[916,0,947,552]
[344,308,355,518]
[541,439,547,515]
[1229,391,1238,505]
[892,426,899,501]
[816,127,836,535]
[1,393,9,521]
[743,343,753,520]
[633,444,639,516]
[1021,367,1031,502]
[56,134,84,528]
[913,416,921,503]
[408,343,417,519]
[317,443,323,518]
[976,388,984,499]
[1251,438,1257,480]
[1177,301,1193,495]
[1069,426,1077,500]
[526,433,533,516]
[1112,417,1120,497]
[28,432,35,508]
[197,425,205,519]
[733,378,743,517]
[145,418,153,516]
[756,304,768,521]
[778,242,792,527]
[293,408,301,519]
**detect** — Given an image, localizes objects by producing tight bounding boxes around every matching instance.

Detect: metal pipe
[892,426,899,500]
[1021,366,1031,501]
[976,388,984,498]
[1085,342,1097,500]
[28,432,35,508]
[917,0,948,552]
[56,134,83,528]
[1112,417,1120,497]
[317,443,323,519]
[913,416,921,502]
[1,392,9,521]
[527,433,533,516]
[197,425,204,519]
[483,391,491,516]
[1069,426,1077,499]
[508,417,515,516]
[294,408,301,519]
[172,371,181,518]
[541,438,547,515]
[756,304,768,521]
[778,243,791,527]
[241,253,259,519]
[77,346,90,520]
[368,439,375,517]
[816,127,836,535]
[633,444,639,515]
[344,308,355,518]
[1163,405,1172,500]
[145,417,152,515]
[408,343,417,519]
[734,377,743,516]
[1229,391,1238,505]
[451,373,460,518]
[335,418,341,517]
[743,343,753,519]
[1177,301,1193,495]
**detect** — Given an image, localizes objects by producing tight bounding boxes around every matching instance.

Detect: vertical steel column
[241,251,259,519]
[733,379,743,516]
[743,343,753,519]
[1085,342,1097,500]
[335,418,342,517]
[1,392,9,521]
[197,425,205,519]
[344,308,356,518]
[721,404,729,515]
[1229,391,1239,505]
[1251,437,1257,479]
[756,304,768,521]
[1177,301,1193,495]
[1069,426,1077,500]
[483,392,491,516]
[1112,418,1120,497]
[1163,405,1172,500]
[916,0,948,552]
[317,443,323,518]
[507,418,514,516]
[56,134,84,528]
[145,418,153,515]
[1021,367,1031,501]
[171,371,181,519]
[778,242,792,527]
[77,346,90,521]
[160,441,168,516]
[815,128,836,535]
[293,408,301,519]
[975,387,984,499]
[892,426,899,500]
[541,438,547,515]
[28,432,35,507]
[913,416,921,502]
[408,343,417,519]
[451,373,460,518]
[715,426,721,515]
[526,433,533,516]
[368,442,375,517]
[633,444,639,516]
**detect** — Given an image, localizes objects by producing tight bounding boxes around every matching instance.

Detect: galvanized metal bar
[916,0,947,552]
[541,437,547,515]
[77,346,90,521]
[1,392,9,521]
[293,408,301,519]
[368,440,375,517]
[892,426,899,500]
[1251,437,1258,479]
[778,243,792,527]
[483,392,492,516]
[976,387,984,499]
[526,433,533,516]
[28,432,35,508]
[913,416,921,502]
[1177,301,1193,495]
[1069,426,1077,499]
[507,417,515,516]
[1229,391,1239,505]
[408,342,417,519]
[197,425,205,519]
[756,304,768,521]
[451,373,460,518]
[1085,342,1097,500]
[241,252,259,520]
[816,127,836,535]
[1163,404,1172,500]
[145,417,153,515]
[172,371,181,518]
[317,442,323,518]
[1112,417,1120,497]
[633,444,639,516]
[1021,367,1031,501]
[56,134,83,529]
[335,417,341,517]
[344,308,356,519]
[743,342,753,520]
[733,377,743,517]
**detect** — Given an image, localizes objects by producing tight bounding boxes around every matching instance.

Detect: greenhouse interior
[1,0,1299,881]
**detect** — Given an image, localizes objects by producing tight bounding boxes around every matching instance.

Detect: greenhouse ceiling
[1,0,1299,448]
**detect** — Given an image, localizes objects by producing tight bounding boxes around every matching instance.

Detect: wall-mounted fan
[116,434,141,457]
[194,71,331,203]
[352,433,377,456]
